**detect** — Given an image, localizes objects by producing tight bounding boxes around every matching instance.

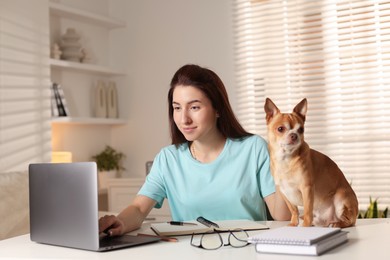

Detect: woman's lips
[182,126,196,133]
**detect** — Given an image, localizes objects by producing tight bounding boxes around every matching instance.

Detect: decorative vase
[61,28,82,62]
[51,43,62,59]
[98,170,117,189]
[94,80,107,118]
[80,47,92,63]
[107,81,118,118]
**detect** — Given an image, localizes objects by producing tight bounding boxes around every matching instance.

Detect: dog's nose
[290,133,298,142]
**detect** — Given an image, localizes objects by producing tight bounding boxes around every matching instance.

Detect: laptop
[28,162,160,251]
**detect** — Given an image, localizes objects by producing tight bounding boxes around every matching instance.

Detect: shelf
[49,2,126,29]
[51,117,127,125]
[50,59,126,76]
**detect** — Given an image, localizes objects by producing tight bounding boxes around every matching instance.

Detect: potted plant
[358,197,388,219]
[92,145,125,188]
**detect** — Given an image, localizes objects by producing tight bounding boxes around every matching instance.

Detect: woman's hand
[99,215,125,237]
[98,195,157,236]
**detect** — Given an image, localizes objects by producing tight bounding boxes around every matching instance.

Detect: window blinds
[233,0,390,210]
[0,0,52,172]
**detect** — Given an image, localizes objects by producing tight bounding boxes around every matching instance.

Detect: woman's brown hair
[168,64,252,145]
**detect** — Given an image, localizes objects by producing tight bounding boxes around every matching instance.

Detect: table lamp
[52,151,73,163]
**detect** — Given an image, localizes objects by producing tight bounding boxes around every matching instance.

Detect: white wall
[109,0,235,177]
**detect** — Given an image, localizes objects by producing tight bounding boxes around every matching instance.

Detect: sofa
[0,170,30,240]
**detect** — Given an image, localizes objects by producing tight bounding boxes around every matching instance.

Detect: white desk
[0,219,389,260]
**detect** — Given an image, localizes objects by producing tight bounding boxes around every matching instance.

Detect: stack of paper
[248,226,348,256]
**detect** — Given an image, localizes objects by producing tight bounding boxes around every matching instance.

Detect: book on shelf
[51,82,69,117]
[151,218,268,237]
[248,226,349,256]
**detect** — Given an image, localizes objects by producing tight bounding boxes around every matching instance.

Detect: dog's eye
[277,126,285,133]
[298,127,304,134]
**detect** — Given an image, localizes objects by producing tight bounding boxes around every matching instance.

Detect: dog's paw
[288,219,299,226]
[302,219,313,227]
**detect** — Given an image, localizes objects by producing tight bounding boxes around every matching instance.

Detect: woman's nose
[181,110,192,124]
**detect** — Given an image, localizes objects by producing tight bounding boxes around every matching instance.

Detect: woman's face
[172,85,219,142]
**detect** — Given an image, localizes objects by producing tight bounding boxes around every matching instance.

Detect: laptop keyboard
[100,235,136,247]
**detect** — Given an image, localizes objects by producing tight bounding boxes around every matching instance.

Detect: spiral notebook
[248,226,348,256]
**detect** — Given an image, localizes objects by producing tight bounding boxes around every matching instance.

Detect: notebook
[29,162,160,252]
[248,226,348,256]
[151,218,268,236]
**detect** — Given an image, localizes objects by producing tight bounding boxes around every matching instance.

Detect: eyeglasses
[190,229,249,250]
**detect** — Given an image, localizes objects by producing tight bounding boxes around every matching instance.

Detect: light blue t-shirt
[138,135,275,221]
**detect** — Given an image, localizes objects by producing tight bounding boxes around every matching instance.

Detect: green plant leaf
[383,208,388,218]
[359,196,389,219]
[92,145,125,171]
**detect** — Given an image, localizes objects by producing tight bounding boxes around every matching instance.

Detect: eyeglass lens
[191,230,249,250]
[229,230,249,247]
[201,233,223,250]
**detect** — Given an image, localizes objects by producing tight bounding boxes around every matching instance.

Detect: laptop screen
[29,162,100,251]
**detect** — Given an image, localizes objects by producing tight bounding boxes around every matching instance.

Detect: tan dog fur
[264,98,358,227]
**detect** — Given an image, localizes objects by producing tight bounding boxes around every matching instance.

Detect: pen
[167,221,198,226]
[137,233,178,242]
[196,216,220,228]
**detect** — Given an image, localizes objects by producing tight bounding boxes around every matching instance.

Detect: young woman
[99,64,290,236]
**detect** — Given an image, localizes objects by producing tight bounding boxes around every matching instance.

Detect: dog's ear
[264,98,280,124]
[293,98,307,122]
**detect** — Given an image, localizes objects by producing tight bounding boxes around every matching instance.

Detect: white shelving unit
[51,116,127,125]
[49,1,126,125]
[50,59,125,76]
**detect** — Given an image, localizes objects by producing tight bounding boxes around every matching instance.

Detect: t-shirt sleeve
[137,150,167,208]
[256,136,276,198]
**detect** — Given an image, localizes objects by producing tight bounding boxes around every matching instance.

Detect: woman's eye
[190,106,200,110]
[173,106,181,111]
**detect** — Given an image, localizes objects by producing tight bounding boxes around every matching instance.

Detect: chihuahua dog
[264,98,358,227]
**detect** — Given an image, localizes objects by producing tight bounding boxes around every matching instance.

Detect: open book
[151,219,268,237]
[248,226,348,256]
